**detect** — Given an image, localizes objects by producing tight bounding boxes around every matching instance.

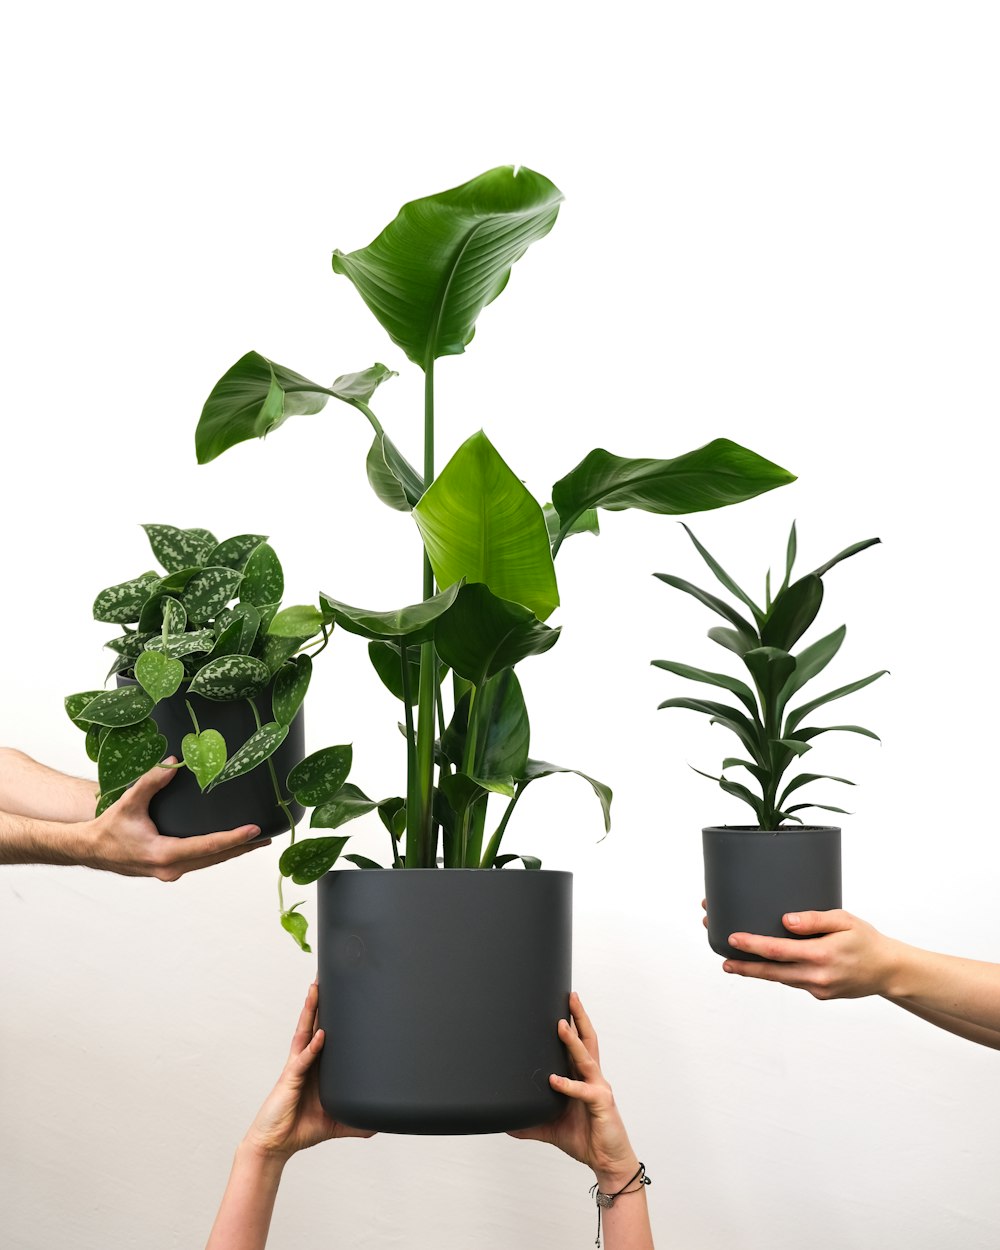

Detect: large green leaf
[519,758,613,833]
[181,567,244,626]
[195,352,396,464]
[97,720,167,794]
[551,439,795,549]
[413,431,559,620]
[331,165,563,369]
[442,670,531,787]
[777,626,846,714]
[319,582,460,645]
[207,534,268,571]
[434,583,560,687]
[366,433,424,512]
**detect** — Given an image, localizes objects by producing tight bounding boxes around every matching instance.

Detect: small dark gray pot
[317,868,573,1135]
[703,825,842,961]
[116,675,304,839]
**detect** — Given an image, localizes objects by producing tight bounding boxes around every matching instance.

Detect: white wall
[1,3,998,1247]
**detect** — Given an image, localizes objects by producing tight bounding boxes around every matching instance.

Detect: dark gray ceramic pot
[317,868,573,1135]
[703,825,842,961]
[116,675,304,839]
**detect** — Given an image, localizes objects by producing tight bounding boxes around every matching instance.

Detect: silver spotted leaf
[95,785,128,817]
[311,783,378,829]
[182,566,244,626]
[65,690,106,730]
[257,632,308,675]
[206,720,288,790]
[181,728,227,791]
[154,566,202,594]
[208,534,268,572]
[215,602,261,653]
[272,655,311,726]
[85,724,111,763]
[202,618,245,665]
[287,745,352,807]
[241,543,284,607]
[93,571,160,624]
[144,629,216,659]
[142,524,215,572]
[79,687,154,727]
[98,719,167,794]
[268,604,325,639]
[188,654,271,701]
[134,650,185,704]
[279,836,349,885]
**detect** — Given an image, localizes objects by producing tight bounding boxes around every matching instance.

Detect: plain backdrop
[1,3,998,1248]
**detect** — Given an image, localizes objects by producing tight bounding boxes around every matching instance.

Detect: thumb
[128,757,179,803]
[783,909,852,936]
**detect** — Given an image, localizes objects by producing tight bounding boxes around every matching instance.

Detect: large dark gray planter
[703,825,842,961]
[117,675,304,839]
[317,868,572,1135]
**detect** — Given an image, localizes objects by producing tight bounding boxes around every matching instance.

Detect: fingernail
[786,913,800,926]
[246,826,261,839]
[729,935,741,948]
[723,962,734,972]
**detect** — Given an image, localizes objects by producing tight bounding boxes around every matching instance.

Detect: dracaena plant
[195,165,797,949]
[652,523,887,829]
[64,527,353,901]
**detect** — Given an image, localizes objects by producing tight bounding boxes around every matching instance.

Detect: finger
[701,898,707,911]
[782,909,853,936]
[727,932,819,962]
[289,1027,326,1075]
[558,1017,601,1076]
[550,1071,601,1104]
[289,983,320,1057]
[568,992,600,1060]
[158,823,264,863]
[723,958,811,987]
[124,758,179,804]
[163,841,271,877]
[703,915,708,929]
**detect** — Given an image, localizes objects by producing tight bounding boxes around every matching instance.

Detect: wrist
[236,1137,292,1176]
[593,1152,642,1195]
[877,938,917,1000]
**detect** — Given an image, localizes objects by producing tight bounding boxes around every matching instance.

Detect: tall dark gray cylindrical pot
[703,826,842,961]
[117,675,304,839]
[317,869,573,1135]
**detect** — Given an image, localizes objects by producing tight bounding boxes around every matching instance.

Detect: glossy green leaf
[142,524,215,572]
[257,633,309,674]
[180,729,227,790]
[785,671,889,733]
[706,626,755,657]
[378,797,406,841]
[207,721,288,790]
[154,567,202,594]
[812,536,881,579]
[92,572,160,624]
[778,772,855,808]
[332,165,562,368]
[95,785,128,817]
[791,724,881,743]
[784,802,852,817]
[188,655,271,701]
[743,648,796,722]
[650,659,757,717]
[311,783,379,830]
[288,745,353,807]
[552,439,795,549]
[134,650,184,704]
[680,524,764,623]
[85,724,109,763]
[444,671,530,785]
[434,583,561,686]
[413,431,559,619]
[181,566,244,625]
[368,641,422,704]
[280,836,350,885]
[366,433,424,511]
[215,603,261,654]
[654,573,758,644]
[779,626,846,710]
[280,905,311,952]
[272,655,311,726]
[519,758,613,833]
[268,605,325,639]
[160,596,188,636]
[657,696,764,763]
[543,502,599,545]
[761,575,823,651]
[202,618,246,665]
[493,854,543,870]
[195,351,396,464]
[319,582,460,644]
[79,687,154,727]
[65,690,107,730]
[239,542,283,608]
[344,854,385,870]
[98,720,167,794]
[143,629,216,660]
[208,534,268,571]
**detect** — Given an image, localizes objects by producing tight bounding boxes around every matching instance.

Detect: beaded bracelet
[588,1162,651,1247]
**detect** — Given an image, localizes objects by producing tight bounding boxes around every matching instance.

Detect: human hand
[243,981,375,1161]
[708,902,903,1000]
[508,992,639,1192]
[83,758,267,881]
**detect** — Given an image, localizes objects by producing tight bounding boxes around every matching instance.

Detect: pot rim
[320,867,573,878]
[702,824,841,835]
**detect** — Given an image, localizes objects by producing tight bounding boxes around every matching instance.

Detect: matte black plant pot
[116,675,304,839]
[703,825,842,961]
[317,868,573,1135]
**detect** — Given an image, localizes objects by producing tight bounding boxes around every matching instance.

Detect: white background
[1,3,998,1247]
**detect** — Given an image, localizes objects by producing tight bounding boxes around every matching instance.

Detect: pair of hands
[244,985,640,1191]
[704,901,901,1000]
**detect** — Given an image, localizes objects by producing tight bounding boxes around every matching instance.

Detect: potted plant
[652,522,887,961]
[194,165,797,1133]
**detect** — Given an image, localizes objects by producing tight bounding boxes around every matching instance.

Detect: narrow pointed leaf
[181,729,227,790]
[782,521,798,592]
[791,724,881,743]
[786,671,889,733]
[680,524,763,622]
[344,854,385,870]
[650,659,757,716]
[273,655,311,726]
[494,854,542,870]
[743,648,796,721]
[332,165,563,368]
[288,745,353,807]
[552,439,795,546]
[366,433,424,511]
[134,650,184,704]
[413,431,559,620]
[657,696,764,762]
[280,836,350,885]
[812,536,881,579]
[707,626,754,657]
[779,626,846,710]
[653,574,758,643]
[207,721,288,790]
[778,772,855,807]
[784,802,852,816]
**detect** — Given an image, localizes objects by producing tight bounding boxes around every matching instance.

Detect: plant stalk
[480,785,524,868]
[411,360,438,868]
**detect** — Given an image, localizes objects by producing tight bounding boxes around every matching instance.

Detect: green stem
[480,785,524,868]
[401,645,420,843]
[185,700,201,735]
[245,698,299,907]
[302,624,332,659]
[411,360,438,868]
[281,389,384,439]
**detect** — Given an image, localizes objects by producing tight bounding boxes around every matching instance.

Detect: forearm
[882,941,1000,1037]
[594,1158,654,1250]
[0,808,93,866]
[892,998,1000,1051]
[206,1142,287,1250]
[0,747,97,822]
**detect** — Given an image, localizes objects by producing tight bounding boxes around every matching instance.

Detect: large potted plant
[652,522,887,961]
[195,166,797,1133]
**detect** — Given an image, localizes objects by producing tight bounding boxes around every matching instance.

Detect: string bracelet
[588,1162,651,1247]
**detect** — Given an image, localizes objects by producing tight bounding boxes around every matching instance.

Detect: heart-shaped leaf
[181,729,228,790]
[241,542,284,608]
[207,721,288,790]
[319,582,461,645]
[79,687,155,727]
[134,650,185,704]
[188,655,271,701]
[272,655,311,726]
[182,566,244,625]
[332,165,562,368]
[268,605,325,639]
[142,524,215,572]
[366,432,424,511]
[288,745,353,807]
[552,440,796,551]
[280,836,350,884]
[280,905,311,952]
[413,431,559,620]
[311,783,379,829]
[196,351,395,464]
[208,534,268,572]
[65,690,107,730]
[92,572,160,624]
[98,719,168,794]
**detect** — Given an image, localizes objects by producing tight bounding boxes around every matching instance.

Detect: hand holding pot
[509,992,641,1193]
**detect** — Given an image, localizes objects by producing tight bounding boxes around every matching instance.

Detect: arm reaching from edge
[509,992,654,1250]
[713,904,1000,1050]
[206,982,374,1250]
[0,753,266,880]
